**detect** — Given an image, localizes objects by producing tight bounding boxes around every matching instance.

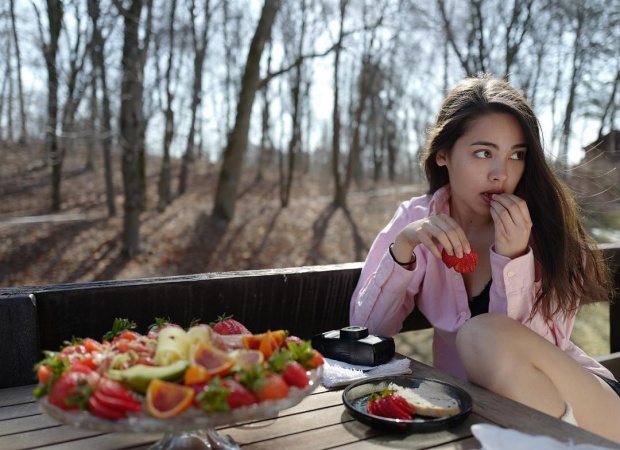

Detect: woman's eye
[474,150,491,158]
[510,151,526,160]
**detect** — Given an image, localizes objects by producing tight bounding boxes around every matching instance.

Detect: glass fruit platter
[38,366,322,449]
[34,317,325,449]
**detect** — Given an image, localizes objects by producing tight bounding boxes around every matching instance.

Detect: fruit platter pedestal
[39,366,322,450]
[150,430,239,449]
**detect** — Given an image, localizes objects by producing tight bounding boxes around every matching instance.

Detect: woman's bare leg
[455,313,620,442]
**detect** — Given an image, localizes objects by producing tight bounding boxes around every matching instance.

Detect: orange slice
[184,364,211,386]
[146,379,194,419]
[233,349,264,371]
[242,330,288,351]
[259,331,279,359]
[191,344,235,377]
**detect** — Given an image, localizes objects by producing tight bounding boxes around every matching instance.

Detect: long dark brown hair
[420,74,612,320]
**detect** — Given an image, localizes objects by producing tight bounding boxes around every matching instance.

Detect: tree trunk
[280,0,306,208]
[88,0,116,217]
[10,0,27,145]
[157,0,177,212]
[116,0,147,257]
[157,107,173,212]
[212,0,281,222]
[332,0,348,208]
[179,0,211,196]
[255,42,273,183]
[343,57,368,199]
[40,0,63,212]
[85,70,97,172]
[558,5,585,171]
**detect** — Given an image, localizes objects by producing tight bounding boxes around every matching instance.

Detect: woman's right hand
[394,214,470,260]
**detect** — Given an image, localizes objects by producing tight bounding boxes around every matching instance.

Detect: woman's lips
[482,191,504,203]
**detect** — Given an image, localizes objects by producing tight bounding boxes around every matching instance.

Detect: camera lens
[340,326,369,340]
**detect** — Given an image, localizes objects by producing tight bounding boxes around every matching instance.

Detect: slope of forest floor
[0,142,610,363]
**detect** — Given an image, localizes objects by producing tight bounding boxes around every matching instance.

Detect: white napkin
[471,424,617,450]
[321,357,412,388]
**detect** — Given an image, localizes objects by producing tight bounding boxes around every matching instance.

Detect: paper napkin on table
[321,357,412,388]
[471,424,617,450]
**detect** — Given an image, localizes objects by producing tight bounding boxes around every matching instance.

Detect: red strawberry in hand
[211,314,251,335]
[441,248,478,274]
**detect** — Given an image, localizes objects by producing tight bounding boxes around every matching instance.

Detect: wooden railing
[1,243,619,389]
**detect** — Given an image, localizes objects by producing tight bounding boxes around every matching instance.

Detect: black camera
[311,326,395,366]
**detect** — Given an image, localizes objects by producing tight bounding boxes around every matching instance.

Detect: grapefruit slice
[146,379,194,419]
[191,344,235,377]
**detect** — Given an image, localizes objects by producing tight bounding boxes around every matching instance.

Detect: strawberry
[441,248,478,274]
[211,314,252,335]
[195,378,259,412]
[281,361,310,388]
[366,389,415,420]
[222,380,259,408]
[255,374,289,401]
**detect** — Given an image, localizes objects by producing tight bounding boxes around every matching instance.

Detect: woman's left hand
[489,193,532,259]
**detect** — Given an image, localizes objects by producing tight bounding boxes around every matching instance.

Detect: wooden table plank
[2,361,618,449]
[320,414,490,450]
[406,358,618,448]
[0,402,39,421]
[34,431,163,450]
[0,425,103,450]
[0,385,35,407]
[430,436,483,450]
[0,413,60,436]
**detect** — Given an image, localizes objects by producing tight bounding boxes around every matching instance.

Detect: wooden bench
[1,243,619,389]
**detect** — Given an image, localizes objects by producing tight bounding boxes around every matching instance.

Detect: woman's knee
[456,313,510,357]
[456,313,520,384]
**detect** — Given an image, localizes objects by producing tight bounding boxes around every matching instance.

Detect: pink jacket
[350,186,614,381]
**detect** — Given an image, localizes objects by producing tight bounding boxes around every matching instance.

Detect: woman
[350,74,620,442]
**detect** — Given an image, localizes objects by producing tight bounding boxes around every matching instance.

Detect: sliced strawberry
[441,248,478,274]
[366,390,414,420]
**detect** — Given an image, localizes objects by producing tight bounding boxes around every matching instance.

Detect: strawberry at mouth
[482,190,504,203]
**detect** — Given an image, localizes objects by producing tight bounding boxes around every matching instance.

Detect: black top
[469,279,492,317]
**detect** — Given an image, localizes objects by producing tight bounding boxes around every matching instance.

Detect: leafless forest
[0,0,618,278]
[0,0,617,361]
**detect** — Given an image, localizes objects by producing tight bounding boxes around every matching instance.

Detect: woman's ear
[436,149,448,167]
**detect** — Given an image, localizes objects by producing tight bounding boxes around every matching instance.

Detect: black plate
[342,376,472,433]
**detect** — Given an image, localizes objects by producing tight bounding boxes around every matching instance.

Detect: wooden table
[1,358,617,450]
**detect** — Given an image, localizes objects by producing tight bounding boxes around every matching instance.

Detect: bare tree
[178,0,213,196]
[343,3,385,199]
[212,0,281,223]
[34,0,63,211]
[279,0,307,208]
[437,0,536,77]
[255,41,273,183]
[597,70,619,139]
[555,0,606,170]
[113,0,154,257]
[57,0,89,209]
[88,0,116,217]
[10,0,27,145]
[331,0,348,207]
[157,0,178,212]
